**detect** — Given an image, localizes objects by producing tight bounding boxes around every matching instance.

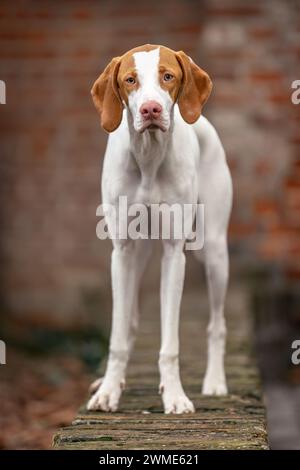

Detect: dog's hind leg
[193,117,232,395]
[202,236,229,396]
[199,159,231,396]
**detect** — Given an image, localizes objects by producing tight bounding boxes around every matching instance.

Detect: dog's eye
[163,73,174,82]
[126,77,136,85]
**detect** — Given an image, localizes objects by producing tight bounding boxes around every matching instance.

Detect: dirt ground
[0,348,94,449]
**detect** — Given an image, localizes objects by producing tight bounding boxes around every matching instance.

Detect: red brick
[285,268,300,280]
[248,27,277,40]
[72,9,91,20]
[0,32,46,40]
[285,177,300,190]
[207,6,262,16]
[250,71,284,83]
[269,92,291,105]
[254,159,273,176]
[254,199,279,214]
[229,223,256,238]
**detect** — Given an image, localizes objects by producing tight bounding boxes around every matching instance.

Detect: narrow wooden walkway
[53,284,268,449]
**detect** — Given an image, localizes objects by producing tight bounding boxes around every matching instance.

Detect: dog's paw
[202,374,227,396]
[161,388,195,414]
[87,378,124,412]
[89,377,103,395]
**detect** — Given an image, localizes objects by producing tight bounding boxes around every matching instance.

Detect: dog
[87,44,232,414]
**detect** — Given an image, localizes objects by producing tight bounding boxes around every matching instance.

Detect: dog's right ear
[176,51,212,124]
[91,57,123,133]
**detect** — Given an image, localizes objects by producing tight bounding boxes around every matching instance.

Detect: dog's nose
[140,101,162,120]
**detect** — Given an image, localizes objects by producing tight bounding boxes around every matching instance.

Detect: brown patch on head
[117,53,137,105]
[156,46,212,122]
[158,46,183,102]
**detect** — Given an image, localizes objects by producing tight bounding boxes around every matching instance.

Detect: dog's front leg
[87,241,137,412]
[159,241,195,414]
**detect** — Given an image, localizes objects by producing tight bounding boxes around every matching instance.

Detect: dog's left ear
[91,57,123,133]
[176,51,212,124]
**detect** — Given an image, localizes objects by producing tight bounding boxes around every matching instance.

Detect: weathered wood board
[53,284,268,450]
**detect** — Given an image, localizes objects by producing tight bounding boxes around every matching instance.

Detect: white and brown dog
[87,44,232,414]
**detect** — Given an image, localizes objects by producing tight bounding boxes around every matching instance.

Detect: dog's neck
[126,110,174,189]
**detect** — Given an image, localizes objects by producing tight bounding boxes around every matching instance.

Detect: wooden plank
[53,284,268,450]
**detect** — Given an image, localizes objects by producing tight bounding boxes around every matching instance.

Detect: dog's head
[91,44,212,133]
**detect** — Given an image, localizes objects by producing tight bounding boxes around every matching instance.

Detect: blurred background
[0,0,300,449]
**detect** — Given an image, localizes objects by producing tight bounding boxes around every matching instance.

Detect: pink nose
[140,101,162,120]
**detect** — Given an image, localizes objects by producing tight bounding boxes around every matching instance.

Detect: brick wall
[0,0,299,324]
[202,0,300,279]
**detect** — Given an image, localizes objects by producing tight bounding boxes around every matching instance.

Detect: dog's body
[88,45,232,414]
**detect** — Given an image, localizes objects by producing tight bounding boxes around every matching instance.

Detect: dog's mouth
[139,120,167,133]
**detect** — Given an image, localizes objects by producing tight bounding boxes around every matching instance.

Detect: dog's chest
[131,164,196,207]
[134,179,163,206]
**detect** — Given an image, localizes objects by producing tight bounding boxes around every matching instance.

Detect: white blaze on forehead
[132,48,160,87]
[129,47,173,132]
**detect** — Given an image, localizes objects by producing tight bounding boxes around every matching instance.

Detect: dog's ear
[91,57,123,133]
[176,51,212,124]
